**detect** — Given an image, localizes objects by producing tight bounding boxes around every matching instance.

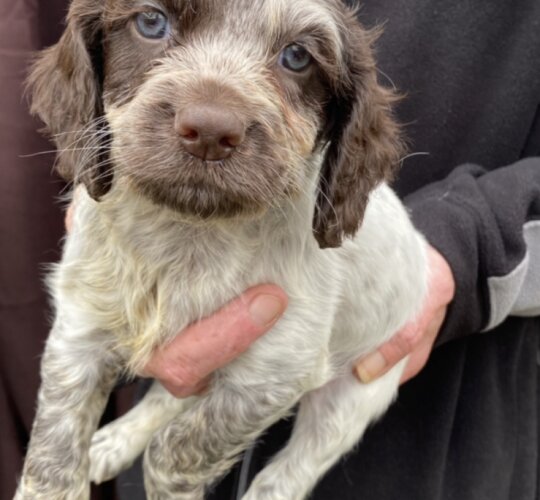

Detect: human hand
[355,245,455,385]
[142,285,288,398]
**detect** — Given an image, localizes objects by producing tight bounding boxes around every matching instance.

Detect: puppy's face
[30,0,404,247]
[103,0,338,218]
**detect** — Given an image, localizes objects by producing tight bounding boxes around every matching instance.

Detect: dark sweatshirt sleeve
[404,158,540,344]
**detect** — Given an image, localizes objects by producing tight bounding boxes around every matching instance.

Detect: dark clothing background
[1,2,66,498]
[1,1,539,500]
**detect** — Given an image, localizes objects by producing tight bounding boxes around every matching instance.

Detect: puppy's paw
[89,422,146,484]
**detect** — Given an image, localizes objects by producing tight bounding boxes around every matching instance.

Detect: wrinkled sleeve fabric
[405,158,540,344]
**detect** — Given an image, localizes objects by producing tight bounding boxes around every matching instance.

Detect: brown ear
[313,14,405,249]
[27,0,112,199]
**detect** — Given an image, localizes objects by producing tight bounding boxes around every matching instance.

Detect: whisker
[399,151,430,163]
[376,68,397,91]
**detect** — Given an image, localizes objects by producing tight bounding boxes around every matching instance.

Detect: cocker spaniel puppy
[17,0,427,499]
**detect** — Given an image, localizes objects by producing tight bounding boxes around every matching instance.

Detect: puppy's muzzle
[175,104,246,161]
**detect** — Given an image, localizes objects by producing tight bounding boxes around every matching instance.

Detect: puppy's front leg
[143,382,304,500]
[90,381,198,484]
[243,361,406,500]
[16,327,118,500]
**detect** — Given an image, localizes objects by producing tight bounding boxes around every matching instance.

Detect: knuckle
[382,332,417,362]
[168,385,195,399]
[396,326,421,350]
[163,362,200,391]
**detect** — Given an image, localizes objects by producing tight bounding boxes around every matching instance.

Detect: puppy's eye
[135,11,170,39]
[279,44,313,72]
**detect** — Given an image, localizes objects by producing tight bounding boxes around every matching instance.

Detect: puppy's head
[29,0,403,248]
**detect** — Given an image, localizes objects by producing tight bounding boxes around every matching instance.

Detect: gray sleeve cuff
[484,221,540,330]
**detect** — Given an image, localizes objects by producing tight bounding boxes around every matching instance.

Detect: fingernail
[249,294,285,328]
[356,352,387,383]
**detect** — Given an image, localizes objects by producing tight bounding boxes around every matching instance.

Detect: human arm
[407,159,540,342]
[357,157,540,383]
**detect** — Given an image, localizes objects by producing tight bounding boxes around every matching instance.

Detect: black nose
[175,105,246,161]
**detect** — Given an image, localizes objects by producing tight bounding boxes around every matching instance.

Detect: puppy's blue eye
[135,11,170,39]
[279,44,312,72]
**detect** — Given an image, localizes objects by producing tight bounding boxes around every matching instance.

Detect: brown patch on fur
[27,0,113,199]
[314,17,405,249]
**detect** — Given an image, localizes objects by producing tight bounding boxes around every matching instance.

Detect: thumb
[144,284,288,398]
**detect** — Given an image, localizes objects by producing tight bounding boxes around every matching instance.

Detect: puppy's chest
[59,218,267,361]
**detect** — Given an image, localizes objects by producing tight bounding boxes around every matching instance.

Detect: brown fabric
[0,2,128,499]
[1,1,64,497]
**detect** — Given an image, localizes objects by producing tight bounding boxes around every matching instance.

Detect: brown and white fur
[17,1,428,499]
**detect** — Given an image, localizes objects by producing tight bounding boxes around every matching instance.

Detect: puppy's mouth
[136,178,263,219]
[113,121,291,219]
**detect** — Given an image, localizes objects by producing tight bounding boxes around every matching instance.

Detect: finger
[355,315,429,384]
[399,325,438,384]
[144,284,288,397]
[161,376,211,399]
[399,307,446,384]
[65,187,82,233]
[65,204,75,232]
